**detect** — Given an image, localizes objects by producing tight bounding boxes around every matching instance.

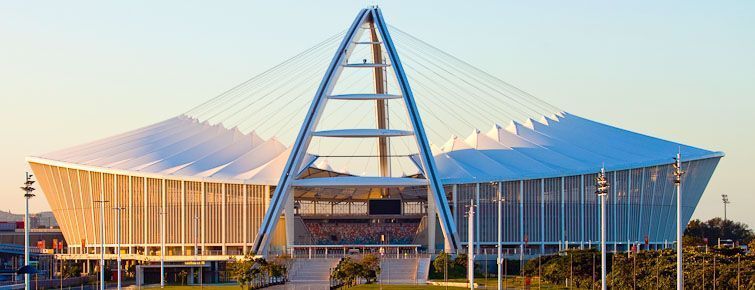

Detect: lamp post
[493,183,504,290]
[673,153,684,290]
[93,199,109,290]
[113,206,126,290]
[20,172,35,290]
[160,210,166,288]
[721,194,730,221]
[595,167,609,290]
[466,200,475,290]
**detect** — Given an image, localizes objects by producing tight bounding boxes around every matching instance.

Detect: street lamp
[113,206,126,290]
[492,183,505,290]
[20,172,35,290]
[93,199,109,290]
[466,200,476,290]
[595,167,609,290]
[160,210,167,288]
[673,153,685,290]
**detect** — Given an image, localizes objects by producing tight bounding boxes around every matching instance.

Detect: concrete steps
[379,258,420,284]
[289,258,340,283]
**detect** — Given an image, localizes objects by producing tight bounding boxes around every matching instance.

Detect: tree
[359,254,381,283]
[685,218,754,246]
[433,251,451,274]
[228,254,256,289]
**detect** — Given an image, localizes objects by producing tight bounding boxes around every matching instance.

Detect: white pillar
[467,199,475,290]
[474,183,480,252]
[116,207,122,290]
[496,182,502,290]
[600,193,607,290]
[676,154,683,290]
[427,188,437,253]
[284,192,295,250]
[24,195,30,290]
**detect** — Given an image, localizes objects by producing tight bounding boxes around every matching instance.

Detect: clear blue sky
[1,1,753,226]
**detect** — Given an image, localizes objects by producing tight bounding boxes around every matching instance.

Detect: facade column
[519,181,524,256]
[427,188,437,253]
[560,177,565,249]
[475,183,480,252]
[128,177,133,254]
[201,182,206,254]
[143,177,148,255]
[613,173,617,252]
[580,175,585,249]
[243,185,248,254]
[221,183,227,255]
[627,171,632,252]
[181,181,186,255]
[540,179,545,254]
[162,179,167,256]
[638,167,646,250]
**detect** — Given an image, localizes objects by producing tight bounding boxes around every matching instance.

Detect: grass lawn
[349,285,466,290]
[142,284,239,290]
[431,277,565,289]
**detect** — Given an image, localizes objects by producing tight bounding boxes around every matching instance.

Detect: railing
[290,244,422,259]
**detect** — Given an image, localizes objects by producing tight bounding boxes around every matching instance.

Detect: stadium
[26,6,721,284]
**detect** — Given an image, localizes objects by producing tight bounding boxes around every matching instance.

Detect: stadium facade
[27,6,721,267]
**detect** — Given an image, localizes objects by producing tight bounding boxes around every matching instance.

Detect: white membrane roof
[29,112,723,185]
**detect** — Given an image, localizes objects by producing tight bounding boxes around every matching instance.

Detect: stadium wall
[28,156,719,256]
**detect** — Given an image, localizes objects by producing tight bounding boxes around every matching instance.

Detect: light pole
[595,167,609,290]
[160,210,166,288]
[20,172,35,290]
[467,199,475,290]
[93,199,109,290]
[494,183,504,290]
[673,153,684,290]
[113,206,126,290]
[721,194,730,221]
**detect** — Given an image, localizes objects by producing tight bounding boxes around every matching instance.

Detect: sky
[1,1,753,226]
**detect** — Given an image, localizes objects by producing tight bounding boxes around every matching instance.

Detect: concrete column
[221,183,227,255]
[427,188,437,253]
[475,183,480,252]
[284,192,296,250]
[243,185,248,254]
[181,181,186,255]
[201,182,206,254]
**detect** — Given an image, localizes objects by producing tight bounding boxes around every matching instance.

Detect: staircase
[289,258,340,283]
[379,258,421,284]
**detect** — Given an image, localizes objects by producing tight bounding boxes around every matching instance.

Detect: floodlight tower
[595,168,609,290]
[20,172,35,290]
[721,194,730,221]
[673,153,684,290]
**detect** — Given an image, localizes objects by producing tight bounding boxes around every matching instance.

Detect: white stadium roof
[28,111,722,185]
[27,25,722,186]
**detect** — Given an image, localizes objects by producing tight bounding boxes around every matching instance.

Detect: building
[26,5,721,283]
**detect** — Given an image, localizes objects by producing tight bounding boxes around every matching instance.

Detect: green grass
[349,285,466,290]
[430,277,565,289]
[142,284,239,290]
